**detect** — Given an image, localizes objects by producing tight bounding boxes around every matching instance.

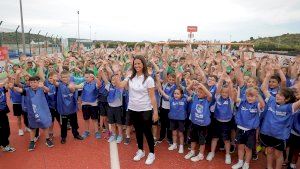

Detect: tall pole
[0,21,3,47]
[55,35,58,53]
[28,28,32,55]
[77,10,80,51]
[16,26,20,54]
[89,25,91,40]
[50,34,54,54]
[45,32,48,54]
[37,30,41,54]
[19,0,26,54]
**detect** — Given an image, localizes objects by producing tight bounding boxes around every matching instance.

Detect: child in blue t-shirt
[184,80,212,162]
[232,87,265,169]
[158,85,191,154]
[260,70,300,169]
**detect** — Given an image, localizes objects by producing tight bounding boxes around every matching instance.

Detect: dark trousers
[159,108,172,141]
[61,113,79,139]
[130,109,155,153]
[0,113,10,147]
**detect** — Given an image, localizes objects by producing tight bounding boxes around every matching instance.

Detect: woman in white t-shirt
[117,55,158,165]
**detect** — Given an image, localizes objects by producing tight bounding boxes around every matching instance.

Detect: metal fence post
[37,30,41,55]
[28,28,32,55]
[16,25,20,55]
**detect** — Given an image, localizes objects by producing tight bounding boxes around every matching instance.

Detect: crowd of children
[0,43,300,169]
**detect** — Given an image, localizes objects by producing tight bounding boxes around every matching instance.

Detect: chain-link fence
[0,22,62,58]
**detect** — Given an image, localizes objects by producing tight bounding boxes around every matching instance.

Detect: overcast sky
[1,0,300,42]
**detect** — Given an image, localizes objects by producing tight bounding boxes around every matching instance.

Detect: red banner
[0,47,9,61]
[187,26,198,32]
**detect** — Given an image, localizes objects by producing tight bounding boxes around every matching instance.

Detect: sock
[243,162,249,166]
[238,159,244,164]
[290,163,296,169]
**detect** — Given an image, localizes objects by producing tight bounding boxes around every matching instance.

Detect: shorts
[169,119,185,132]
[13,104,23,116]
[98,102,109,116]
[287,133,300,151]
[212,120,232,140]
[235,128,256,149]
[260,133,286,151]
[50,108,60,123]
[189,123,207,145]
[107,106,123,125]
[82,105,98,120]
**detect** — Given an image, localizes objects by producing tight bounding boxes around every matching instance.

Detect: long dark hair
[130,55,149,83]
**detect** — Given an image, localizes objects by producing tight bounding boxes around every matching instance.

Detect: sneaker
[252,153,258,161]
[191,153,204,162]
[184,150,195,159]
[230,145,236,154]
[74,135,84,140]
[82,131,90,139]
[287,163,297,169]
[155,138,164,144]
[95,131,101,139]
[133,149,145,161]
[34,135,40,143]
[28,141,35,151]
[206,152,215,161]
[45,138,54,148]
[116,135,123,144]
[124,137,130,145]
[108,135,116,142]
[25,127,31,132]
[2,145,16,152]
[242,163,249,169]
[232,160,244,169]
[168,143,177,151]
[225,154,232,164]
[178,145,184,154]
[145,153,155,165]
[18,129,24,136]
[61,138,66,144]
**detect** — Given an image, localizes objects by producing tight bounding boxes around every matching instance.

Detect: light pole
[19,0,26,54]
[28,28,32,55]
[0,21,3,47]
[37,30,41,54]
[45,32,48,54]
[77,10,80,51]
[15,26,20,54]
[50,34,54,54]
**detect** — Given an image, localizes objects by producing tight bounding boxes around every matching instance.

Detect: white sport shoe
[145,153,155,165]
[168,143,177,151]
[232,161,244,169]
[191,153,204,162]
[25,127,31,132]
[206,152,215,161]
[18,129,24,136]
[225,154,232,164]
[133,149,145,161]
[242,163,249,169]
[184,150,195,159]
[178,145,184,154]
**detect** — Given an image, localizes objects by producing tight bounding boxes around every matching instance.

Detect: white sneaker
[178,145,184,154]
[145,153,155,165]
[133,149,145,161]
[184,150,195,159]
[191,153,204,162]
[206,152,215,161]
[225,154,232,164]
[18,129,24,136]
[168,143,177,151]
[25,127,31,132]
[242,163,249,169]
[232,161,244,169]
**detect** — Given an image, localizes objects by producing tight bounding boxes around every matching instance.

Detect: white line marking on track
[110,141,121,169]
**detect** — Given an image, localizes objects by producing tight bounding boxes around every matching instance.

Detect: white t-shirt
[127,74,155,111]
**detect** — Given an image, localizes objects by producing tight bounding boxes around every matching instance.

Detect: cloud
[0,0,299,41]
